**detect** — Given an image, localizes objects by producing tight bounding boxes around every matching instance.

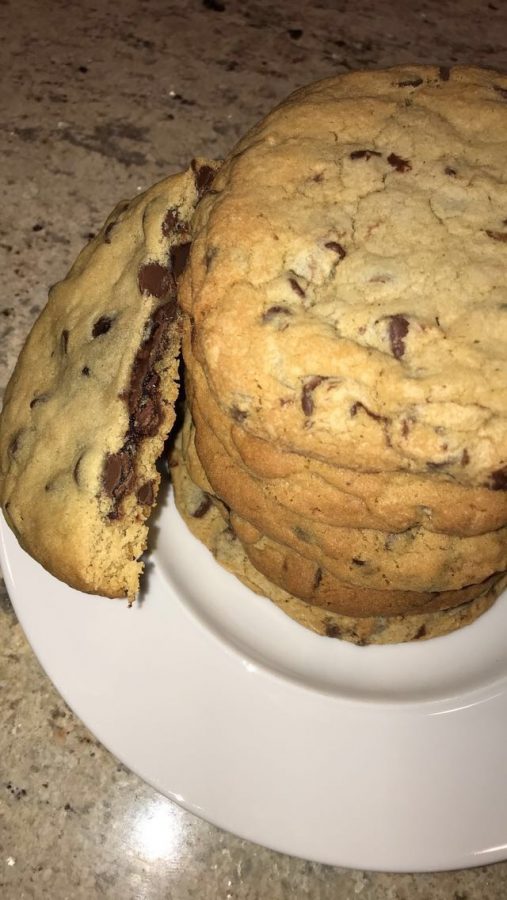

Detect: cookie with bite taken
[0,160,220,598]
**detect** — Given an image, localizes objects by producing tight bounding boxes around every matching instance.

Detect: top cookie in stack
[178,65,507,641]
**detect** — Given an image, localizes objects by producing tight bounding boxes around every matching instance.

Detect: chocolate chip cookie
[0,160,220,598]
[185,337,507,536]
[180,411,505,618]
[181,65,507,490]
[171,436,502,644]
[182,400,507,597]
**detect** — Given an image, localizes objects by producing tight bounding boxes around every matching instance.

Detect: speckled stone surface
[1,0,507,896]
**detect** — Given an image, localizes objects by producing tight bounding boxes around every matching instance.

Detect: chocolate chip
[490,466,507,490]
[104,301,178,510]
[350,149,382,160]
[288,28,303,39]
[82,366,90,376]
[301,375,325,416]
[350,401,387,423]
[126,300,177,415]
[438,66,451,81]
[103,449,136,500]
[60,329,69,354]
[485,230,507,243]
[313,567,323,589]
[230,406,247,422]
[92,316,113,337]
[387,153,412,173]
[324,241,347,259]
[388,315,409,358]
[133,397,161,436]
[493,84,507,100]
[191,159,216,196]
[30,394,48,408]
[352,557,366,566]
[261,305,293,322]
[444,166,457,176]
[138,262,174,299]
[137,481,155,505]
[396,78,423,87]
[192,495,212,518]
[461,449,470,466]
[414,624,427,639]
[289,277,305,298]
[203,0,225,10]
[161,208,181,236]
[170,242,191,279]
[324,620,342,638]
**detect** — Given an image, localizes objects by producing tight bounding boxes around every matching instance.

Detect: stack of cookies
[1,65,506,645]
[173,65,507,643]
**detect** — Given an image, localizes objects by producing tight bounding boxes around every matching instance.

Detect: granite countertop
[1,0,507,896]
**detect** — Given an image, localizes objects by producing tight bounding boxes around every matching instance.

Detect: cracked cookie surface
[181,65,507,490]
[184,335,507,537]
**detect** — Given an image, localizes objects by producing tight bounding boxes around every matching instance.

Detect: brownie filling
[103,299,178,517]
